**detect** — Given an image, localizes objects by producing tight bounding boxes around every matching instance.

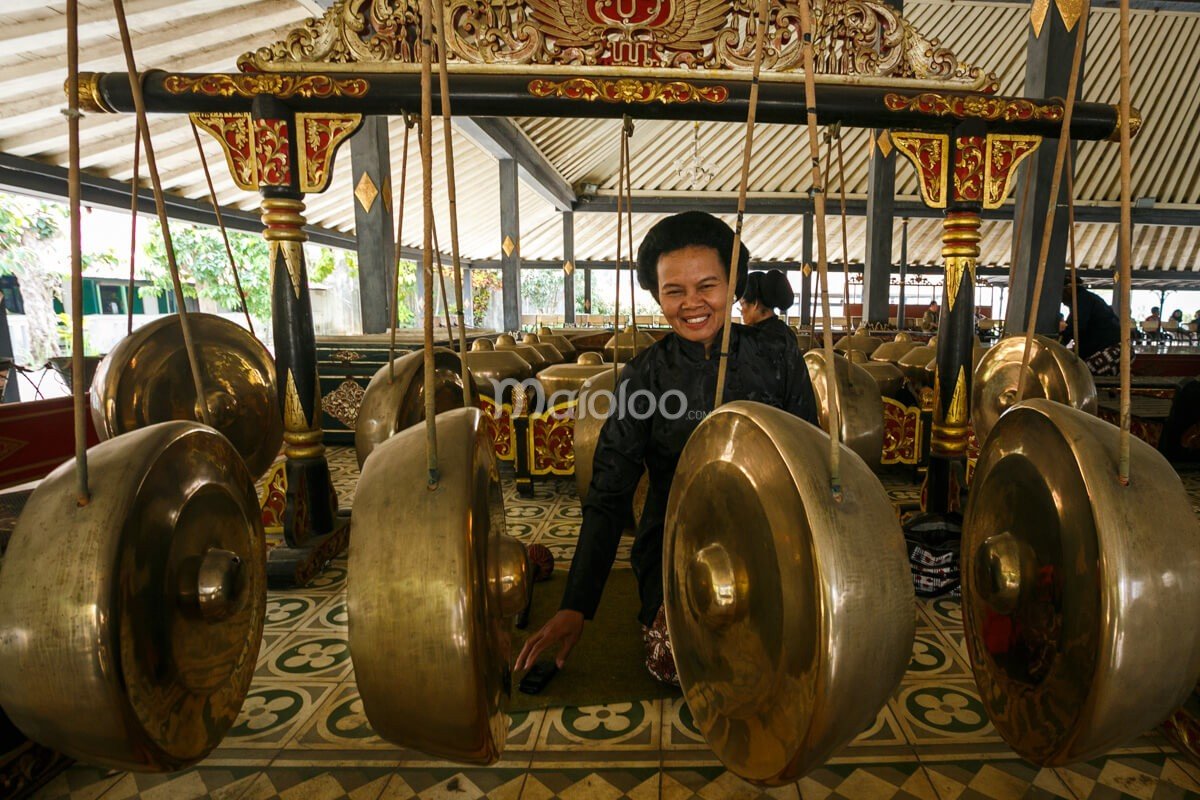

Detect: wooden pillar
[563,211,576,324]
[800,211,813,326]
[864,136,897,326]
[897,217,910,328]
[1005,10,1086,335]
[499,158,521,332]
[349,116,394,334]
[893,125,1041,515]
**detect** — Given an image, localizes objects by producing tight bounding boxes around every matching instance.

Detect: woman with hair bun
[739,269,798,351]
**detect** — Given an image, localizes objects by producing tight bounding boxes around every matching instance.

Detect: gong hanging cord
[418,0,439,486]
[612,119,626,385]
[66,0,88,504]
[433,6,472,407]
[190,119,255,336]
[713,0,770,408]
[126,116,140,337]
[1067,152,1081,351]
[388,114,414,384]
[1016,0,1091,402]
[111,0,212,428]
[1116,0,1134,483]
[432,220,455,337]
[835,126,852,333]
[797,0,844,497]
[623,117,636,345]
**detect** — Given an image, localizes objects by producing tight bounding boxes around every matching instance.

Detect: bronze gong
[897,340,937,385]
[495,334,549,371]
[848,349,904,398]
[521,333,565,365]
[871,332,918,364]
[90,312,282,479]
[576,351,605,365]
[354,347,465,468]
[604,325,655,362]
[537,326,577,357]
[972,334,1096,443]
[348,407,529,763]
[0,421,265,771]
[573,368,649,526]
[803,350,885,470]
[963,400,1200,764]
[665,401,914,784]
[833,327,881,356]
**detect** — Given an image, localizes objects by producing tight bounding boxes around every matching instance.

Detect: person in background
[920,301,940,332]
[1061,279,1123,376]
[738,269,798,352]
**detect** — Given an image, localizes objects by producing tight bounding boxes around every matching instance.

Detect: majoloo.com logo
[487,378,700,421]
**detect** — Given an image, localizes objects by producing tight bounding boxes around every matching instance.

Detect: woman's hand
[514,609,584,671]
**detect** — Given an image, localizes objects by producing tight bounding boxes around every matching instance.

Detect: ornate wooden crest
[239,0,996,92]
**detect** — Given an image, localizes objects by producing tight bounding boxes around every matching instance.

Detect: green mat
[510,569,680,711]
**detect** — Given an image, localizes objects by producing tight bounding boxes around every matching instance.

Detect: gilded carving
[983,134,1040,209]
[164,73,369,99]
[946,367,968,426]
[883,92,1064,123]
[944,256,975,312]
[238,0,994,92]
[953,135,985,204]
[891,131,948,209]
[321,378,367,427]
[73,72,113,113]
[297,113,362,193]
[284,370,310,431]
[254,118,292,187]
[528,77,728,104]
[191,113,257,191]
[280,241,305,300]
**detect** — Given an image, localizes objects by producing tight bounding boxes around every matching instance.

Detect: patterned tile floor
[33,452,1200,800]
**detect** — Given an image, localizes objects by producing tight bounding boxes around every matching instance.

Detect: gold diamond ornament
[355,172,379,213]
[502,235,517,257]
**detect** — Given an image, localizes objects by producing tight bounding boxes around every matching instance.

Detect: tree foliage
[141,221,272,319]
[0,195,66,364]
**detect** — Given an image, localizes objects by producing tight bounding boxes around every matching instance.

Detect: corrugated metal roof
[0,0,1197,274]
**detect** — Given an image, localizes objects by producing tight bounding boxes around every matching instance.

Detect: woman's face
[656,245,730,348]
[738,298,771,326]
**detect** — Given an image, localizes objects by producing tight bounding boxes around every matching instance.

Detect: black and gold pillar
[192,98,362,586]
[893,123,1040,514]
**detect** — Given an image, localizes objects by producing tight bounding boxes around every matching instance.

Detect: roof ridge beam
[453,117,576,212]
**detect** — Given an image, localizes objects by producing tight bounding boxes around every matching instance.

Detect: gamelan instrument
[536,327,577,358]
[897,337,937,385]
[804,349,885,469]
[833,327,881,356]
[604,325,655,362]
[355,347,465,468]
[870,332,919,363]
[848,348,905,398]
[494,333,549,370]
[972,334,1096,443]
[520,333,565,365]
[964,399,1200,763]
[0,421,265,770]
[90,313,283,479]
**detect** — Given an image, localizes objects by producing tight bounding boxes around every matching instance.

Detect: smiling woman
[515,211,818,686]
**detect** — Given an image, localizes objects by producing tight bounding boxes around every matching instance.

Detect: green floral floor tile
[538,701,661,751]
[256,631,353,683]
[223,681,340,748]
[297,595,349,634]
[905,631,972,681]
[263,595,323,631]
[891,681,999,746]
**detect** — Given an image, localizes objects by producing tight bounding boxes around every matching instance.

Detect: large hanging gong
[90,313,282,479]
[665,401,914,784]
[348,407,528,763]
[0,421,265,771]
[355,347,465,468]
[972,335,1096,443]
[963,400,1200,764]
[803,350,884,469]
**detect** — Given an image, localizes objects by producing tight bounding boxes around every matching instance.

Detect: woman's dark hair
[636,211,749,299]
[742,270,793,312]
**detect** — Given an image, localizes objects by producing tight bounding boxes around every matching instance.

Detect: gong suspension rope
[432,219,455,336]
[1016,0,1091,402]
[111,0,212,428]
[419,0,439,486]
[796,0,844,496]
[66,0,87,503]
[612,119,626,385]
[623,117,636,344]
[126,116,140,337]
[388,114,414,384]
[1067,151,1081,351]
[713,0,769,407]
[835,125,852,332]
[190,118,255,336]
[434,4,472,407]
[1116,0,1134,482]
